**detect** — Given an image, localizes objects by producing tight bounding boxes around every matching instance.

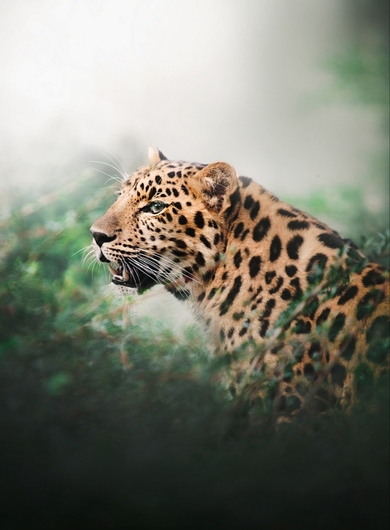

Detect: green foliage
[322,49,389,110]
[360,229,390,266]
[283,186,389,251]
[0,169,388,528]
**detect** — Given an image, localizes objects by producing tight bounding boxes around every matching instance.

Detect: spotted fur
[91,147,389,413]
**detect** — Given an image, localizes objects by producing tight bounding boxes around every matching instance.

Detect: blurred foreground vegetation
[0,160,388,529]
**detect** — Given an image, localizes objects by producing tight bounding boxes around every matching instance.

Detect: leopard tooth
[122,268,130,281]
[108,265,118,276]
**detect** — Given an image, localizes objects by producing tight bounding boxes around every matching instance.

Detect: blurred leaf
[45,372,72,395]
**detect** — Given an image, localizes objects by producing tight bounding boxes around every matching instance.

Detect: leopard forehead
[122,159,207,199]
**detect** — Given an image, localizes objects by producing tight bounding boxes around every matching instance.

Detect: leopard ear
[190,162,238,213]
[148,146,167,165]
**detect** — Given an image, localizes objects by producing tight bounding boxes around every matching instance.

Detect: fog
[1,0,387,200]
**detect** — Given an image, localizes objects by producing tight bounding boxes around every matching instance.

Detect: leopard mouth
[108,262,156,291]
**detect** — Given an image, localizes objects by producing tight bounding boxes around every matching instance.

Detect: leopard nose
[91,231,117,247]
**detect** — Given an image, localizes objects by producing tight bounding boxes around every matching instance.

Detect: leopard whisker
[81,248,97,266]
[136,257,180,287]
[90,166,123,185]
[139,249,200,284]
[123,256,159,287]
[73,244,94,257]
[121,257,142,286]
[90,160,126,181]
[101,149,128,181]
[135,256,191,295]
[134,253,187,286]
[88,259,104,277]
[76,245,98,270]
[86,256,100,273]
[138,254,196,286]
[134,255,170,280]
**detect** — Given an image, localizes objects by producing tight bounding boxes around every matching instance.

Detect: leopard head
[90,147,239,295]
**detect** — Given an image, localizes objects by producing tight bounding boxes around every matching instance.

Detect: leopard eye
[144,201,167,214]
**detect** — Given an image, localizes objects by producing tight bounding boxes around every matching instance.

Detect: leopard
[91,146,389,415]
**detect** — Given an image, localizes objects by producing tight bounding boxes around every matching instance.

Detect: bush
[0,170,388,529]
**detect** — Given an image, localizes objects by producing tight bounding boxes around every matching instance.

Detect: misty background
[0,0,389,325]
[1,0,388,193]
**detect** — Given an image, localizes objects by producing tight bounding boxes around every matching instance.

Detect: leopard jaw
[108,263,130,282]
